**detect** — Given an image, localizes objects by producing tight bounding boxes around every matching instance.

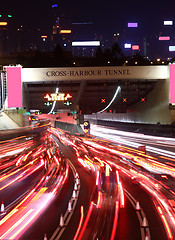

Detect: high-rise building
[0,14,13,54]
[50,1,62,49]
[16,26,43,52]
[71,22,101,57]
[0,21,8,54]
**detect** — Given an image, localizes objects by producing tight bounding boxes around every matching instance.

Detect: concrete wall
[124,78,171,124]
[5,110,29,127]
[86,78,174,125]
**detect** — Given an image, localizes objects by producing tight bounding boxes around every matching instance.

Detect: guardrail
[55,120,84,135]
[95,120,175,138]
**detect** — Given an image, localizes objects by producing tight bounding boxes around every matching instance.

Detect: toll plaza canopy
[2,64,175,124]
[21,65,168,112]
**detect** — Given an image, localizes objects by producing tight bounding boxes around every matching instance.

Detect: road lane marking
[124,189,151,240]
[50,160,80,240]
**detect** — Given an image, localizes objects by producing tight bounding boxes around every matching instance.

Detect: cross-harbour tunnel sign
[45,68,131,77]
[21,66,169,82]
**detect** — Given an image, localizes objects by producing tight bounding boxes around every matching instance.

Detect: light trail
[0,165,68,239]
[48,87,59,114]
[90,124,175,158]
[97,86,121,113]
[116,171,125,208]
[77,201,94,240]
[110,201,119,240]
[73,206,84,240]
[0,209,34,239]
[0,161,44,191]
[156,205,174,240]
[96,191,102,208]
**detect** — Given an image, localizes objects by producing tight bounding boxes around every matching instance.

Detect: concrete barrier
[55,121,84,135]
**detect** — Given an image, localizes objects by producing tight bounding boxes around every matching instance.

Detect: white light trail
[90,125,175,159]
[48,87,59,114]
[98,86,121,113]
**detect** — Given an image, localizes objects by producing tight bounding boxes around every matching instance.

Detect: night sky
[1,0,175,35]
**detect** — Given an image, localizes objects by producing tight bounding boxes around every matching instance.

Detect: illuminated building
[0,14,13,54]
[50,0,60,49]
[50,0,69,50]
[132,45,140,50]
[71,41,101,57]
[16,26,42,52]
[71,22,101,56]
[128,22,138,28]
[164,20,173,26]
[169,46,175,52]
[0,21,8,54]
[50,0,72,51]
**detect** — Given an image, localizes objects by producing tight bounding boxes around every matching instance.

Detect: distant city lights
[124,43,131,49]
[72,22,93,25]
[60,30,71,34]
[41,36,47,42]
[128,22,138,28]
[0,22,7,26]
[52,4,58,8]
[0,7,174,61]
[0,14,12,18]
[72,41,100,46]
[132,45,139,50]
[164,21,173,25]
[159,36,170,41]
[169,46,175,52]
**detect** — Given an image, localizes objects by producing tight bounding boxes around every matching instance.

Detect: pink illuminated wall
[169,64,175,103]
[6,66,22,108]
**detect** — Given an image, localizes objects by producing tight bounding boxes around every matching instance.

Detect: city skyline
[0,0,175,59]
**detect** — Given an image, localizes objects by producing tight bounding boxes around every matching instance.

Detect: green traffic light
[64,101,72,106]
[44,102,52,106]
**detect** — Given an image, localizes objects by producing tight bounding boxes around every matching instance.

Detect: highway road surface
[0,120,174,239]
